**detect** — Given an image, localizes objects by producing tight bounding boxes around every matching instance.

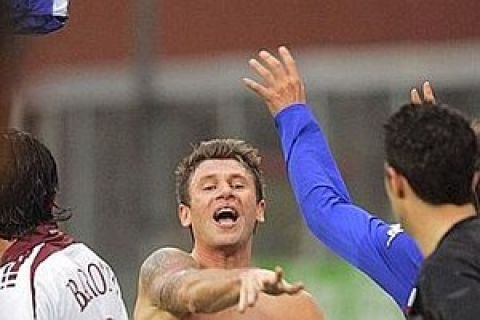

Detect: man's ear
[472,171,480,193]
[385,165,406,199]
[256,199,266,223]
[472,172,480,212]
[178,203,192,227]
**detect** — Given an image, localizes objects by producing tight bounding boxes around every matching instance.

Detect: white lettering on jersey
[386,224,404,248]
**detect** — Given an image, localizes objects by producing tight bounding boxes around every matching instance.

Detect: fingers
[410,81,436,105]
[278,46,306,102]
[273,266,303,294]
[244,46,306,115]
[258,50,287,80]
[422,81,436,104]
[274,266,283,282]
[278,46,299,80]
[242,77,269,100]
[246,275,259,308]
[410,88,422,105]
[248,58,275,86]
[238,271,261,313]
[282,281,304,294]
[237,268,305,314]
[238,276,248,313]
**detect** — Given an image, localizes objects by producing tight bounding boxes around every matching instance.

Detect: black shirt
[407,215,480,320]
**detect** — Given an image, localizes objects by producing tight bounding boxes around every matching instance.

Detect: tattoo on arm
[139,248,197,315]
[139,247,245,315]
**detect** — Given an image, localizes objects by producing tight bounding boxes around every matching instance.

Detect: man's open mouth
[213,207,239,224]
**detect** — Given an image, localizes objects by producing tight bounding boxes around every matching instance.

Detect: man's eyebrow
[196,173,249,183]
[196,174,217,183]
[229,174,249,181]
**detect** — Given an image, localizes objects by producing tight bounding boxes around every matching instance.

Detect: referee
[384,102,480,319]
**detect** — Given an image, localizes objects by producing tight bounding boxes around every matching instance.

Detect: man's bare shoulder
[139,247,198,289]
[135,248,198,320]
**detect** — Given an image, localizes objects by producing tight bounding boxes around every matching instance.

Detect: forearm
[275,104,351,203]
[274,105,372,245]
[152,268,245,315]
[179,269,244,313]
[274,104,370,252]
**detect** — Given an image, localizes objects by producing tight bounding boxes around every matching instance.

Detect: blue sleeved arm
[274,103,423,309]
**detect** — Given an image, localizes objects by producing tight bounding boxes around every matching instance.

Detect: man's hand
[243,46,306,116]
[410,81,436,105]
[238,266,304,312]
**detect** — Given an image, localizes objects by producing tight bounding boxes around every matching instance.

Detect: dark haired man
[0,129,128,319]
[244,46,480,319]
[384,103,479,319]
[134,139,324,320]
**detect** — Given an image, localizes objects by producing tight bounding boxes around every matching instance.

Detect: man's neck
[406,202,476,257]
[0,239,14,261]
[191,241,253,269]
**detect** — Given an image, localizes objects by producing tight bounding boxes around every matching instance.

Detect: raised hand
[410,81,436,105]
[243,46,306,116]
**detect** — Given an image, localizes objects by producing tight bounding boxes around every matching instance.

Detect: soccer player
[243,46,422,310]
[384,102,479,319]
[0,129,128,319]
[133,139,325,320]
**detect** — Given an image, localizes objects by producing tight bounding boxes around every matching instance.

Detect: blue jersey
[274,103,423,309]
[10,0,69,34]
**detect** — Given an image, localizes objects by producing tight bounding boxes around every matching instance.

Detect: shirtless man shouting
[134,139,325,320]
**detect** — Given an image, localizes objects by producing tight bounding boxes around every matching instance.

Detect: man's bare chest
[185,306,274,320]
[184,295,300,320]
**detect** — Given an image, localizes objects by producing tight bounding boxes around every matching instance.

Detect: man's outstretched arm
[133,247,303,319]
[244,46,423,308]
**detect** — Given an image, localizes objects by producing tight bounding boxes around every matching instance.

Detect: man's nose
[216,182,234,198]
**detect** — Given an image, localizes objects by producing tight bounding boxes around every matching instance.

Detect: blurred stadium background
[4,1,480,319]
